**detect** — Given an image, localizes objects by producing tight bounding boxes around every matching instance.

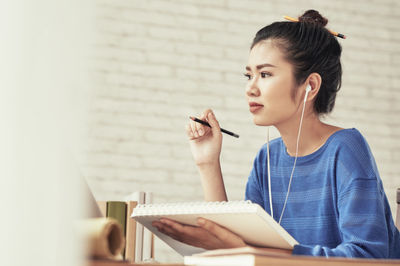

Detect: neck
[275,109,327,157]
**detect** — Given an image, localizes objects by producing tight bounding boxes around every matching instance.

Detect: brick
[88,123,143,141]
[197,57,242,72]
[175,42,225,59]
[148,26,199,42]
[175,16,225,31]
[141,155,194,171]
[225,46,252,61]
[144,130,187,145]
[92,111,176,130]
[119,36,175,52]
[116,141,172,157]
[120,63,173,77]
[200,6,269,24]
[86,152,143,168]
[142,77,200,93]
[93,46,147,63]
[96,18,147,37]
[200,30,249,48]
[119,9,177,27]
[176,67,223,81]
[85,166,170,182]
[99,0,200,17]
[171,0,227,8]
[226,0,271,12]
[172,170,202,185]
[101,72,146,87]
[146,51,198,67]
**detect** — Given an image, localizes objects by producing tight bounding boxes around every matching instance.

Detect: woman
[152,10,400,258]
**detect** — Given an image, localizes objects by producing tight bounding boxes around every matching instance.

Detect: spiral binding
[132,200,256,216]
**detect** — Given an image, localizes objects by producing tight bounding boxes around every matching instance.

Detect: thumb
[207,111,221,134]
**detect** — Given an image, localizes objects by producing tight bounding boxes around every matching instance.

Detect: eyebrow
[245,63,276,71]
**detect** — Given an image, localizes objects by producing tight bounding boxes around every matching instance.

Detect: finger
[161,219,206,239]
[159,219,204,245]
[201,109,213,123]
[206,110,221,135]
[159,219,230,249]
[160,218,200,236]
[152,220,164,230]
[160,218,186,231]
[190,117,201,138]
[152,220,161,226]
[196,218,226,238]
[199,111,213,136]
[157,219,187,239]
[185,123,195,139]
[195,113,208,137]
[197,218,246,247]
[199,111,207,120]
[157,224,183,242]
[152,221,167,234]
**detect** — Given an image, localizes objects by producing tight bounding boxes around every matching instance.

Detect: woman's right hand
[186,109,223,166]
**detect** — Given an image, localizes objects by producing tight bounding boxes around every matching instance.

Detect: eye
[243,73,252,80]
[261,72,272,78]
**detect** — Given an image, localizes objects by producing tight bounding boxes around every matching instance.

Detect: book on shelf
[125,200,138,262]
[131,200,298,256]
[124,191,153,263]
[107,201,127,237]
[143,192,154,261]
[125,191,145,262]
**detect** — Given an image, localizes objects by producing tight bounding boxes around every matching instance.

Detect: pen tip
[189,116,195,121]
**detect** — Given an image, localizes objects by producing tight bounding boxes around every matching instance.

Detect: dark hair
[251,10,342,115]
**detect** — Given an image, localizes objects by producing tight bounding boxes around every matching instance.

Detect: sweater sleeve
[293,131,391,258]
[245,147,266,209]
[245,157,264,208]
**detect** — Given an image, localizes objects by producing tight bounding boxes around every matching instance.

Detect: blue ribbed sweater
[245,128,400,258]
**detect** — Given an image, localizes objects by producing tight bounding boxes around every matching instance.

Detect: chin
[252,116,271,126]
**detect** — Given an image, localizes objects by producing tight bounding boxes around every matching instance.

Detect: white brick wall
[86,0,400,262]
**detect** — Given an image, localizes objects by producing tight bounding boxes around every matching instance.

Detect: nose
[246,77,260,97]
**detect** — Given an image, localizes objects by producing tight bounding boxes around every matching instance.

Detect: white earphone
[267,83,311,224]
[304,84,312,102]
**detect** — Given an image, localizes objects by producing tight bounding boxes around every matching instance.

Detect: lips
[249,102,264,113]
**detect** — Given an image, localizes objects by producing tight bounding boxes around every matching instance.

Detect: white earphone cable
[267,127,273,219]
[278,90,308,224]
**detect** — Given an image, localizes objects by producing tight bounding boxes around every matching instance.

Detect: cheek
[259,79,298,121]
[260,79,292,105]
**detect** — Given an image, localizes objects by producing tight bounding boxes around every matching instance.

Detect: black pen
[189,116,239,138]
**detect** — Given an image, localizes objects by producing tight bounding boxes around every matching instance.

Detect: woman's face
[245,40,302,127]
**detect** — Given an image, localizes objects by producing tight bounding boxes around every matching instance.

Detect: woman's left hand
[152,217,247,250]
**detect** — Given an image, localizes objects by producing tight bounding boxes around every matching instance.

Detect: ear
[305,73,322,102]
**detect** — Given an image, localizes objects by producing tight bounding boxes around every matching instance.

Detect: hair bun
[298,10,328,27]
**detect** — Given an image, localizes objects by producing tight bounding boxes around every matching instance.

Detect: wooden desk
[87,260,183,266]
[184,255,400,265]
[88,256,400,266]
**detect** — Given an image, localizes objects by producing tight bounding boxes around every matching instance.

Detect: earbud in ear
[304,84,311,102]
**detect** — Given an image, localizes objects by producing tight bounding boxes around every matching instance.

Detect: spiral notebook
[131,201,298,256]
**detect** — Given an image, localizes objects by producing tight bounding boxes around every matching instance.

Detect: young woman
[152,10,400,258]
